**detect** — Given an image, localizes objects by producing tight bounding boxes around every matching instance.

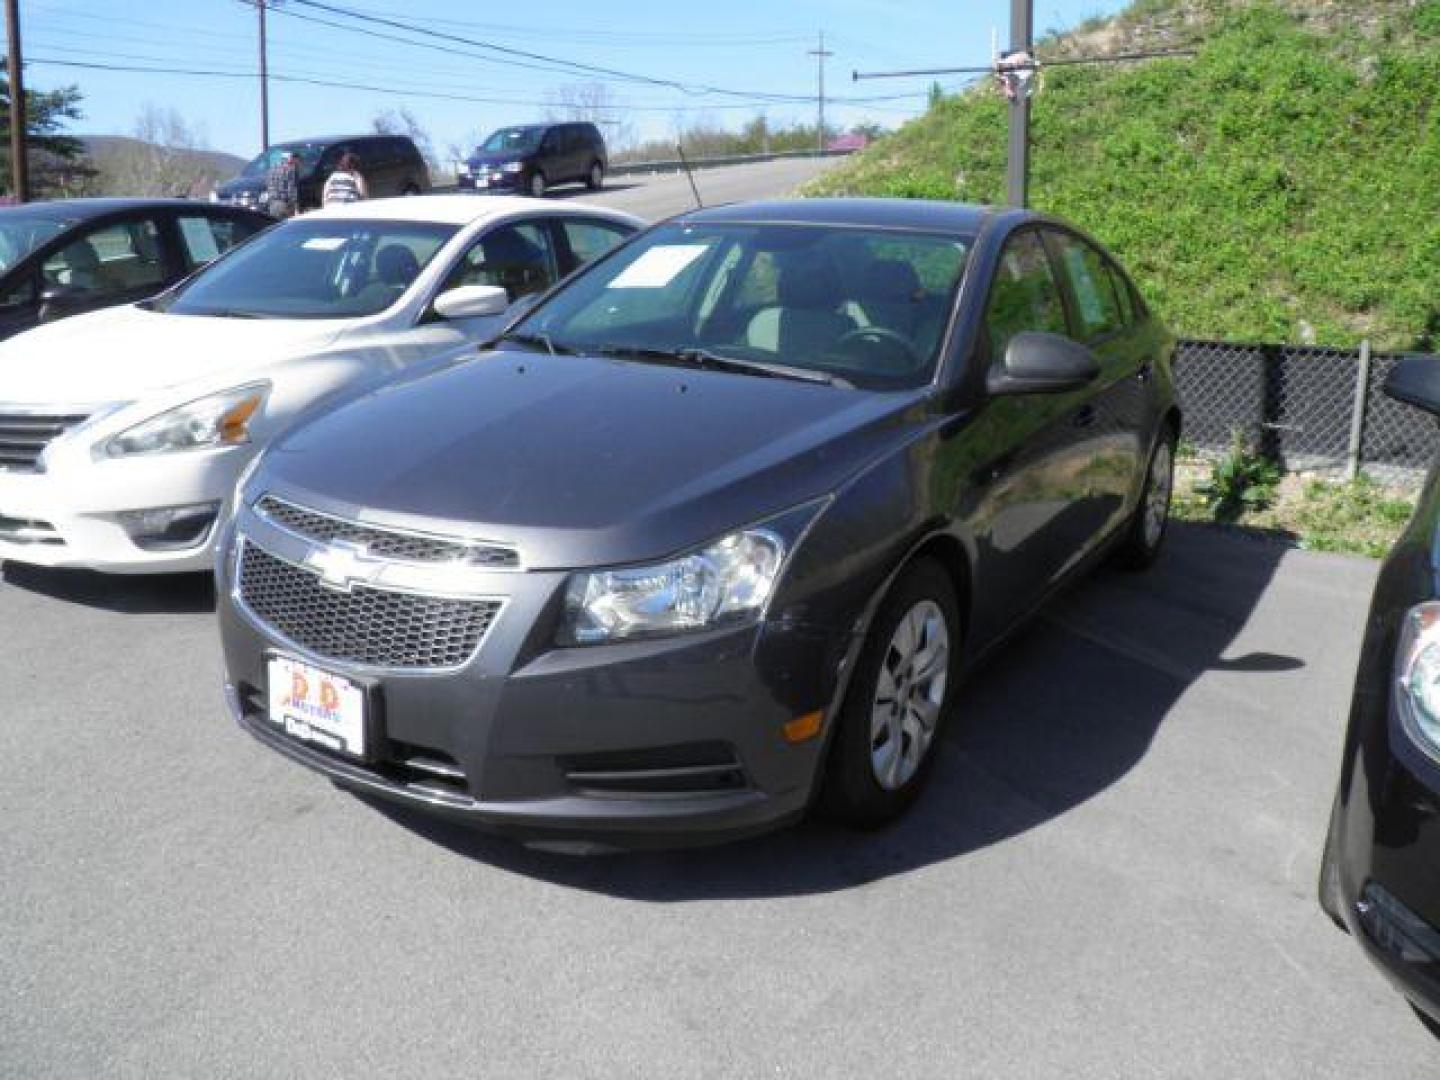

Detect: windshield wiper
[494,330,576,356]
[591,345,850,388]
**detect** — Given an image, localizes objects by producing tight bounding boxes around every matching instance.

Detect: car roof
[673,197,995,235]
[303,194,638,227]
[0,197,250,220]
[276,134,391,146]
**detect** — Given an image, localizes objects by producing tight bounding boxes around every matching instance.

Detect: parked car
[213,135,431,211]
[457,122,607,198]
[0,198,270,341]
[1321,356,1440,1033]
[216,197,1180,849]
[0,195,640,572]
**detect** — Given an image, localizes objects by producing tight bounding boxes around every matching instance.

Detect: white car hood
[0,305,344,405]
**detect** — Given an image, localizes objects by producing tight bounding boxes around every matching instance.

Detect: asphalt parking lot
[2,523,1436,1078]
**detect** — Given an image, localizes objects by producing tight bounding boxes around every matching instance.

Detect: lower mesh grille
[237,541,501,669]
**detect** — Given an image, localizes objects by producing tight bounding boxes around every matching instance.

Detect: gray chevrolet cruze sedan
[216,198,1180,848]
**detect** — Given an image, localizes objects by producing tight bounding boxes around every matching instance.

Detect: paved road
[559,155,840,220]
[2,525,1435,1078]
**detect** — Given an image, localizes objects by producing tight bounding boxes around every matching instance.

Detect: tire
[402,183,420,196]
[529,171,547,198]
[1114,421,1177,570]
[586,161,604,191]
[819,558,961,827]
[1317,788,1348,930]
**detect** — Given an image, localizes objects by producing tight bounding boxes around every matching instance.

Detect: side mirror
[37,284,84,321]
[432,284,509,321]
[986,332,1100,396]
[1385,355,1440,416]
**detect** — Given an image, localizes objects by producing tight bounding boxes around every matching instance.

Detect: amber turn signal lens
[784,710,824,744]
[219,395,263,444]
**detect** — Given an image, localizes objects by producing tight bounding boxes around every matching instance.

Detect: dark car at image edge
[215,197,1180,850]
[1321,355,1440,1034]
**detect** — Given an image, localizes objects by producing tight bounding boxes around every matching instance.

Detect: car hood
[0,304,344,405]
[263,350,927,569]
[218,175,266,195]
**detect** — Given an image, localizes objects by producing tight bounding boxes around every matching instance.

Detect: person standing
[322,151,368,206]
[264,151,300,219]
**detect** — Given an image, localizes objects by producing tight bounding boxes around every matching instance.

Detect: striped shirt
[323,169,365,206]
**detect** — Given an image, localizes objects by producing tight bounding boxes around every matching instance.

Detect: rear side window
[42,218,167,294]
[984,230,1069,364]
[177,214,264,269]
[1049,231,1125,341]
[559,219,631,271]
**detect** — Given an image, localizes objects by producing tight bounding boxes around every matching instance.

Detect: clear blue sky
[9,0,1129,162]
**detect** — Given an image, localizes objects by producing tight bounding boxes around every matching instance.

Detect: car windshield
[479,127,542,154]
[161,218,458,319]
[0,211,77,272]
[511,221,971,389]
[240,143,325,177]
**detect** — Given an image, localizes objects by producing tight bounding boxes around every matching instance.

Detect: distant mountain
[81,136,249,198]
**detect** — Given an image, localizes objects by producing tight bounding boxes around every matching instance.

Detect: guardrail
[607,147,856,177]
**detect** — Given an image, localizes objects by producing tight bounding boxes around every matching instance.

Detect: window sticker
[301,237,348,252]
[607,244,709,289]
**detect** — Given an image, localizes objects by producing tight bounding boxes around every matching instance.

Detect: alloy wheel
[870,599,950,791]
[1143,439,1174,549]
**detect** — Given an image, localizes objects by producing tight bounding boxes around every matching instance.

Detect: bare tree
[101,104,216,197]
[373,107,439,172]
[544,83,633,150]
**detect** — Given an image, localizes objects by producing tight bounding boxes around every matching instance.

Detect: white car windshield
[0,211,79,273]
[512,222,971,389]
[161,219,458,320]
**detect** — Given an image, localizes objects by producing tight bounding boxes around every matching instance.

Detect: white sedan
[0,195,641,573]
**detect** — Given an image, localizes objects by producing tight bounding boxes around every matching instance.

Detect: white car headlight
[501,162,524,174]
[99,383,269,459]
[1396,601,1440,757]
[561,528,785,645]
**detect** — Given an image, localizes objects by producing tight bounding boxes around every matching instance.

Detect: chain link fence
[1175,340,1439,481]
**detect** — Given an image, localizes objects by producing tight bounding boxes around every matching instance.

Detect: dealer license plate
[266,655,367,759]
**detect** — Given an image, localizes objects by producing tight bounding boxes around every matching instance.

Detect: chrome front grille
[237,541,502,669]
[0,412,90,471]
[255,495,519,568]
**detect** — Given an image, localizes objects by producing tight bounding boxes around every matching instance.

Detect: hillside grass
[809,0,1440,350]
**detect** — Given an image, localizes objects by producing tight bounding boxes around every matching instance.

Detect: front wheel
[529,171,547,198]
[819,558,960,827]
[586,161,604,190]
[1114,424,1176,570]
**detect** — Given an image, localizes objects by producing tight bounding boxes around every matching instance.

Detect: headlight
[99,383,268,459]
[501,162,524,173]
[561,528,785,645]
[1396,601,1440,757]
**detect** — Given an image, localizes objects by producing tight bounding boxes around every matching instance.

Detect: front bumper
[218,532,850,847]
[0,449,248,573]
[456,171,523,192]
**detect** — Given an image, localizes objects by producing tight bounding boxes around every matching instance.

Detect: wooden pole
[5,0,29,202]
[258,0,271,150]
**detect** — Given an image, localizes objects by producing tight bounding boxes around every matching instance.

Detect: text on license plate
[266,655,366,758]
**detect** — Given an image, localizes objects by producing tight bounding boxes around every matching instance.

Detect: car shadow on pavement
[363,523,1310,900]
[0,562,215,614]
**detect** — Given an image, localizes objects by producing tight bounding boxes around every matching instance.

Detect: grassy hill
[82,137,247,198]
[809,0,1440,350]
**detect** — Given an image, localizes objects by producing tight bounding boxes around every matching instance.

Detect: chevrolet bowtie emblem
[304,540,381,592]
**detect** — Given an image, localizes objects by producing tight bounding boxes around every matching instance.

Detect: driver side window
[984,230,1069,365]
[444,222,556,302]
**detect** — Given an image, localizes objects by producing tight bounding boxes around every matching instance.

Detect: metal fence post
[1346,338,1372,481]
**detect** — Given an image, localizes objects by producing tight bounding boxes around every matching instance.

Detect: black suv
[458,122,607,198]
[213,135,431,211]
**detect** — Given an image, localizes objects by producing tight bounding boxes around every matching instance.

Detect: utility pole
[808,31,833,154]
[256,0,272,150]
[1006,0,1033,208]
[5,0,28,202]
